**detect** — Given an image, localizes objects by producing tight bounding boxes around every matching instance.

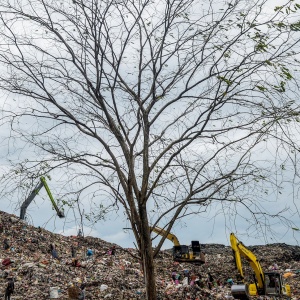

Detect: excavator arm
[230,233,266,299]
[151,226,180,246]
[40,177,65,218]
[20,177,64,220]
[230,233,265,289]
[230,233,292,299]
[20,181,44,220]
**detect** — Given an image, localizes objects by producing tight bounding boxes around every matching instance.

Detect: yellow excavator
[151,226,205,264]
[20,176,65,220]
[230,233,291,299]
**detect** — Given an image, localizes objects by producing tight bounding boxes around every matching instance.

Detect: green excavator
[20,176,65,220]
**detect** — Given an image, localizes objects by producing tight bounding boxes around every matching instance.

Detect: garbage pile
[0,210,299,299]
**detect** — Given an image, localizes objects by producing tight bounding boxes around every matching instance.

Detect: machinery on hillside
[20,177,65,220]
[230,233,291,299]
[151,226,205,264]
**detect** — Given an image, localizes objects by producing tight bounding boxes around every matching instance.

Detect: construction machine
[230,233,291,300]
[151,226,205,264]
[20,176,65,220]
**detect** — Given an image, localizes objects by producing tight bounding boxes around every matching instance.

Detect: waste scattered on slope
[0,210,299,299]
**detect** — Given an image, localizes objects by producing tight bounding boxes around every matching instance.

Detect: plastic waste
[100,284,108,291]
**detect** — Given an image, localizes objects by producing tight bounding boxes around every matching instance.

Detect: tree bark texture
[139,205,157,300]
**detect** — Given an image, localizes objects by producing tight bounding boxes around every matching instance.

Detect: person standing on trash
[78,283,86,300]
[183,269,190,284]
[3,238,10,250]
[111,245,116,255]
[5,277,14,300]
[227,278,234,287]
[50,244,59,260]
[207,272,214,290]
[171,270,176,282]
[71,245,76,258]
[86,248,93,259]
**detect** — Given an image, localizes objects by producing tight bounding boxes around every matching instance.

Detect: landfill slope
[0,210,299,300]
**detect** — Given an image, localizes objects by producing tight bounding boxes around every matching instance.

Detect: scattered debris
[0,210,299,299]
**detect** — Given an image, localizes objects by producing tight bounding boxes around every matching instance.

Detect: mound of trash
[0,210,299,299]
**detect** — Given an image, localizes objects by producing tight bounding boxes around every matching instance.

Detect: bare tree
[0,0,300,298]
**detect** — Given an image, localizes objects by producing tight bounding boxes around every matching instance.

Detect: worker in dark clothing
[51,248,59,260]
[78,283,86,300]
[50,244,59,260]
[108,245,116,256]
[111,245,116,255]
[5,277,14,300]
[71,245,76,258]
[207,273,214,290]
[3,238,10,250]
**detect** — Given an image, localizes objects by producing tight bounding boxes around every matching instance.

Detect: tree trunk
[139,205,157,300]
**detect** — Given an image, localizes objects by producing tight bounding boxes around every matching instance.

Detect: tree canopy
[0,0,300,298]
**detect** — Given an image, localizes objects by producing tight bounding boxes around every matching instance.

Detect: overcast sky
[0,0,300,251]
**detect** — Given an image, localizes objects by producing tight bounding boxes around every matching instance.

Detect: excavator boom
[20,177,64,220]
[40,177,65,218]
[151,226,180,246]
[20,181,44,220]
[230,233,291,299]
[230,233,265,289]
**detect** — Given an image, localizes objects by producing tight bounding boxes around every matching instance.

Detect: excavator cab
[173,241,205,264]
[173,242,205,263]
[264,272,291,298]
[151,226,205,264]
[191,241,201,258]
[173,245,189,260]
